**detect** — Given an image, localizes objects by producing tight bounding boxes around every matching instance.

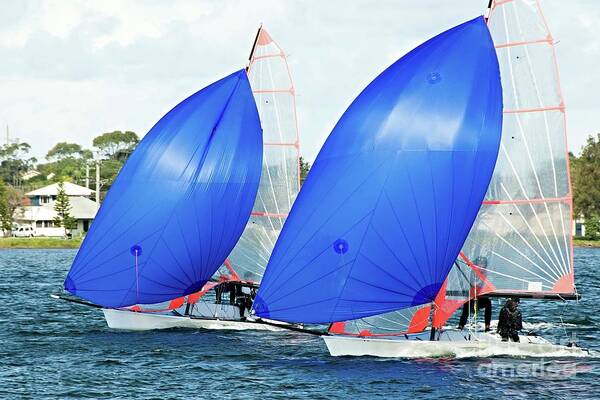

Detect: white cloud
[0,0,598,162]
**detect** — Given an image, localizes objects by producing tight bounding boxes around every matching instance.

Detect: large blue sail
[253,17,503,324]
[64,70,263,308]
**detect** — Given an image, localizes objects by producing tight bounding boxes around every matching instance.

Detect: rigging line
[513,5,569,271]
[493,203,564,280]
[499,182,565,275]
[491,251,554,286]
[500,6,566,273]
[481,214,562,282]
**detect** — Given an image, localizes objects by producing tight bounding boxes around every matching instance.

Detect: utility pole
[85,163,90,188]
[95,158,100,209]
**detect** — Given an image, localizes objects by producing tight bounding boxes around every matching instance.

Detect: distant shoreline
[573,239,600,248]
[0,237,82,249]
[0,237,598,250]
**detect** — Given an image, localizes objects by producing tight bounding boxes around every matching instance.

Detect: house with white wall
[14,182,98,236]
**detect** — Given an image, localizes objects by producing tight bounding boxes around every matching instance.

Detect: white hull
[102,309,286,332]
[323,330,591,358]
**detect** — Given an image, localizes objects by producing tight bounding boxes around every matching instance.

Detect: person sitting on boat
[458,256,492,332]
[497,298,523,342]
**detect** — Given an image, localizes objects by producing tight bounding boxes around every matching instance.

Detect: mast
[246,25,262,72]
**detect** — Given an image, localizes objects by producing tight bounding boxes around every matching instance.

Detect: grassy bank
[0,236,596,250]
[0,237,82,249]
[574,239,600,248]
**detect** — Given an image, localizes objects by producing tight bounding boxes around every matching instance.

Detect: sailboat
[56,27,302,332]
[322,0,589,357]
[252,12,590,357]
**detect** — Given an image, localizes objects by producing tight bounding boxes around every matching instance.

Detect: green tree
[0,142,37,186]
[93,131,139,159]
[46,142,84,161]
[571,134,600,218]
[299,156,312,186]
[0,179,13,235]
[585,215,600,240]
[53,182,76,237]
[42,142,93,184]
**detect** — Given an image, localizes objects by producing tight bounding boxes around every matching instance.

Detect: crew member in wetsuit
[497,298,523,342]
[458,256,492,332]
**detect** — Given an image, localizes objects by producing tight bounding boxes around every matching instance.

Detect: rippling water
[1,248,599,399]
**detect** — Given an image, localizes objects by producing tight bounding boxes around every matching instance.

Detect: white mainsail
[225,27,301,283]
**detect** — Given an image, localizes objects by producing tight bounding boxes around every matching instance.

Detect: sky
[1,0,598,163]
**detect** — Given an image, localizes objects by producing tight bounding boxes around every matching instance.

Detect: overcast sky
[1,0,598,162]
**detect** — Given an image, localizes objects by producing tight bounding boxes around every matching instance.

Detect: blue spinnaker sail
[253,17,503,324]
[64,70,263,308]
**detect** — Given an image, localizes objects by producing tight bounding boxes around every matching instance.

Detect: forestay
[254,17,503,324]
[64,70,262,308]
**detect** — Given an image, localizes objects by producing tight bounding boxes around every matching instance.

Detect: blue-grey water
[1,248,599,399]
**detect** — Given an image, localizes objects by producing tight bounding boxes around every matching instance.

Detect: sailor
[458,256,492,332]
[215,283,223,304]
[497,298,523,342]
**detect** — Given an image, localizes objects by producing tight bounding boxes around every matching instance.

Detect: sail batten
[254,17,503,324]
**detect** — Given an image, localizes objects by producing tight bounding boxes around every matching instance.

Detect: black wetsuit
[497,306,522,342]
[458,297,492,330]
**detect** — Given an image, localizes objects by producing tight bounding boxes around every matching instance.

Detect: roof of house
[14,196,98,221]
[26,182,93,197]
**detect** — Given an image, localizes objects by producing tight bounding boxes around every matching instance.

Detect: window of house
[36,221,43,228]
